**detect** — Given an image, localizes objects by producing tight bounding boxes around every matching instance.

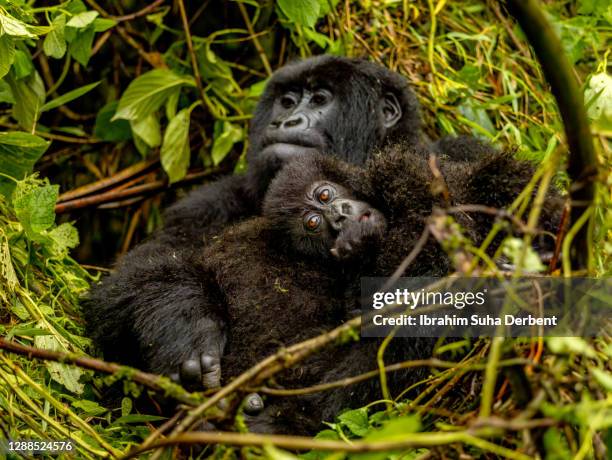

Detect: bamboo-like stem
[505,0,597,270]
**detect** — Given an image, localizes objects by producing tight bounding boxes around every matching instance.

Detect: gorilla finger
[200,354,222,389]
[243,393,265,415]
[179,358,202,389]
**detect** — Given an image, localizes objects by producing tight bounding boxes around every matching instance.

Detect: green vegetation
[0,0,610,458]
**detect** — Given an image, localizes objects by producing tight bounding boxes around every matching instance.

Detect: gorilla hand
[176,354,222,391]
[331,211,386,260]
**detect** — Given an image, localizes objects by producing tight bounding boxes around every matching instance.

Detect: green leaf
[121,397,133,417]
[94,101,132,142]
[43,14,67,59]
[0,12,36,37]
[0,35,15,79]
[12,182,59,238]
[40,81,100,112]
[0,132,49,197]
[366,415,421,440]
[49,223,79,255]
[338,408,369,437]
[542,428,571,460]
[211,120,243,165]
[547,337,597,358]
[277,0,320,27]
[72,399,108,416]
[34,333,84,394]
[0,80,14,104]
[92,17,116,32]
[131,113,161,148]
[501,237,546,273]
[113,69,195,121]
[6,71,46,132]
[68,26,95,66]
[592,368,612,392]
[584,72,612,131]
[66,11,99,28]
[11,50,34,79]
[161,108,191,183]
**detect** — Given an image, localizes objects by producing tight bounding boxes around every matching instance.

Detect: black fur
[84,56,423,377]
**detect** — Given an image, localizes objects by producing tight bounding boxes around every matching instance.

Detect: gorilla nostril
[270,120,281,129]
[282,114,307,129]
[341,202,352,214]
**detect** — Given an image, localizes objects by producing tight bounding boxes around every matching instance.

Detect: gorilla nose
[327,200,354,230]
[281,113,308,130]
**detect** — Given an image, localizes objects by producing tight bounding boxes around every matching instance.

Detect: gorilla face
[260,87,334,160]
[265,169,386,260]
[248,56,419,169]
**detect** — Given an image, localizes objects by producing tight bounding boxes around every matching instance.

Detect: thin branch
[0,338,200,406]
[55,169,218,213]
[120,428,532,460]
[57,158,160,203]
[177,0,206,106]
[237,2,272,76]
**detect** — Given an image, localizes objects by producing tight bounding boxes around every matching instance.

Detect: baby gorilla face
[294,181,386,260]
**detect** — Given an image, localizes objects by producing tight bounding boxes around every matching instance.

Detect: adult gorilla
[83,56,424,385]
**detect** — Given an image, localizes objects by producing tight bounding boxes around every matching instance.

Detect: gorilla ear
[381,92,402,128]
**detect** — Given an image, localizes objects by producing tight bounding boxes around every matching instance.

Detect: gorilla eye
[280,94,297,109]
[316,186,334,204]
[304,214,322,232]
[311,91,329,106]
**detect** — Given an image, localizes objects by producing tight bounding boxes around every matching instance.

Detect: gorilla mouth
[262,130,327,153]
[359,211,371,222]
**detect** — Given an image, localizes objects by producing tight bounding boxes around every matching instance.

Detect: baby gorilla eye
[304,213,322,232]
[311,91,328,106]
[316,186,334,204]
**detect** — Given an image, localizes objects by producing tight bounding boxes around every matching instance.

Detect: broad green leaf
[161,108,191,183]
[6,71,46,132]
[68,26,95,66]
[131,113,161,148]
[0,132,49,197]
[211,120,243,165]
[35,333,84,394]
[0,35,15,79]
[0,80,14,104]
[66,11,99,28]
[12,182,59,237]
[585,72,612,131]
[41,81,100,112]
[113,69,195,121]
[0,12,35,37]
[94,101,132,142]
[93,17,116,32]
[338,407,369,437]
[277,0,320,27]
[165,88,180,120]
[12,49,34,79]
[0,232,18,299]
[302,27,332,49]
[72,400,107,416]
[43,14,67,59]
